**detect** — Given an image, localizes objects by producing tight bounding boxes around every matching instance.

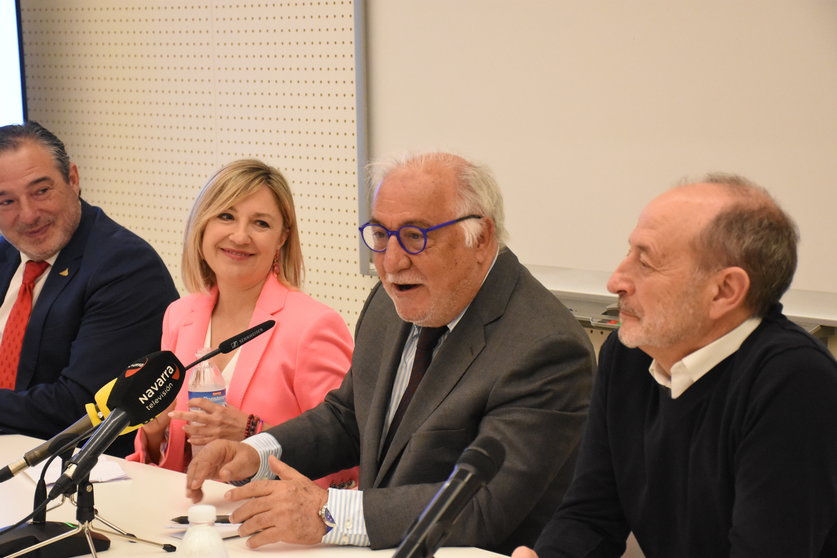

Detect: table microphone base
[2,476,176,558]
[0,520,110,558]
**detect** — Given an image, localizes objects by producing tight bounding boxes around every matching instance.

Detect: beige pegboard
[20,0,376,331]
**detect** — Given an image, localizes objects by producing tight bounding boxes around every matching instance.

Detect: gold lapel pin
[59,268,69,276]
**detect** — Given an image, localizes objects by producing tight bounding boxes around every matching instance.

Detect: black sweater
[536,304,837,557]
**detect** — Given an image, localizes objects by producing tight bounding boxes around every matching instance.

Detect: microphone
[0,418,92,483]
[1,321,276,485]
[48,351,184,499]
[0,379,128,483]
[221,319,274,352]
[47,320,276,499]
[392,437,506,558]
[190,320,275,367]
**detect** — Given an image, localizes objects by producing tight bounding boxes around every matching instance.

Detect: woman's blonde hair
[182,159,304,292]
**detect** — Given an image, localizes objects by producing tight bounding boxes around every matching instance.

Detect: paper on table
[25,455,129,485]
[167,523,242,540]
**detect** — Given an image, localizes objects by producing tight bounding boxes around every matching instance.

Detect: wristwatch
[318,504,336,534]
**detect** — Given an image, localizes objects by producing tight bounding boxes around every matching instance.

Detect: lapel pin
[59,268,69,276]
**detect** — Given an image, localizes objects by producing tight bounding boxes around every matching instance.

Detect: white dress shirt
[648,317,762,399]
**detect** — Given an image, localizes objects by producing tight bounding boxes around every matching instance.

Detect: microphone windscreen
[456,436,505,484]
[106,351,184,426]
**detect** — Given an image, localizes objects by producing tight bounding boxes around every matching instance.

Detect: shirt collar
[649,316,762,398]
[23,253,58,267]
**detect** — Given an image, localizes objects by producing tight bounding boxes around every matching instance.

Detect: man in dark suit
[185,152,595,553]
[0,121,178,456]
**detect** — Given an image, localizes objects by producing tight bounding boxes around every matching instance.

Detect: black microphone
[221,319,275,352]
[46,322,276,499]
[187,319,275,368]
[1,321,276,486]
[392,436,506,558]
[0,379,124,483]
[0,419,94,483]
[48,351,184,499]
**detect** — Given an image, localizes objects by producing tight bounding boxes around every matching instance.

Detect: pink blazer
[128,275,356,487]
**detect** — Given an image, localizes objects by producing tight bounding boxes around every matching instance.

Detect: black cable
[0,425,96,536]
[39,425,96,495]
[0,488,50,537]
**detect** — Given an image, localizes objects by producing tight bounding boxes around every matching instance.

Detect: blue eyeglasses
[358,215,482,255]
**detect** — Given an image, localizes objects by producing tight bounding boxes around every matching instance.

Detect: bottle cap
[188,504,217,524]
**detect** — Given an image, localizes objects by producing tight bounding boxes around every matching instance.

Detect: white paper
[25,455,129,485]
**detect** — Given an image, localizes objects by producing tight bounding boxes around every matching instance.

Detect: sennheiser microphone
[392,437,506,558]
[189,319,275,367]
[48,351,184,499]
[221,319,275,352]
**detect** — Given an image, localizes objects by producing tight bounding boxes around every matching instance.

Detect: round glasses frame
[358,215,482,255]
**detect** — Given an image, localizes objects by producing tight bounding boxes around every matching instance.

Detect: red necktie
[381,325,447,456]
[0,260,50,389]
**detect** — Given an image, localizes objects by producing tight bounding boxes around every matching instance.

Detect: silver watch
[318,504,336,533]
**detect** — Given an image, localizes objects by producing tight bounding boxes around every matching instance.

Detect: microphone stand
[4,474,176,558]
[0,438,91,557]
[2,322,276,556]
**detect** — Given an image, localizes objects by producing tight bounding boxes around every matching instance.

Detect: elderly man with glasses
[185,152,595,554]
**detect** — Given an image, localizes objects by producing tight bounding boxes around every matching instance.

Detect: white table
[0,434,499,558]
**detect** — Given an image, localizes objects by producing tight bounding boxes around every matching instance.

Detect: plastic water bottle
[177,504,229,557]
[187,348,226,455]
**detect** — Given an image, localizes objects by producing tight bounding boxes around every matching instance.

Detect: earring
[272,251,280,276]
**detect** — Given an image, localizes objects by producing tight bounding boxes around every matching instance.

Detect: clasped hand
[185,440,329,548]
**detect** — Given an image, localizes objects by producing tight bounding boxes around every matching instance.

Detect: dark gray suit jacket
[269,248,595,553]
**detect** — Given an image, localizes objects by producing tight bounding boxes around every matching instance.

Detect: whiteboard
[360,0,837,296]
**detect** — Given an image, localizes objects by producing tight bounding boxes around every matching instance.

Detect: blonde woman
[129,159,355,488]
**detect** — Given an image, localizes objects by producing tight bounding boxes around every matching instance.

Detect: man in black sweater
[514,174,837,557]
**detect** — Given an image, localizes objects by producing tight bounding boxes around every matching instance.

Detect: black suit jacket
[269,248,595,553]
[0,200,178,455]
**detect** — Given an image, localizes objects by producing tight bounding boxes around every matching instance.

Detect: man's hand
[227,456,329,548]
[184,439,260,503]
[511,546,539,558]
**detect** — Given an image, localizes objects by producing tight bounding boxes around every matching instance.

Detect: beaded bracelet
[245,413,261,438]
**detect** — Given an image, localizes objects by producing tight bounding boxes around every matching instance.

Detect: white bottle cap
[188,504,217,524]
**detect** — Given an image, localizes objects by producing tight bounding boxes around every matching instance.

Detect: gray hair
[687,173,799,317]
[366,151,508,247]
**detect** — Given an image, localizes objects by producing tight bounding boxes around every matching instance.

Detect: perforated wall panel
[20,1,376,330]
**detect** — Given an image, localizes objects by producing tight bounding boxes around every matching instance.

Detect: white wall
[364,0,837,296]
[21,1,837,339]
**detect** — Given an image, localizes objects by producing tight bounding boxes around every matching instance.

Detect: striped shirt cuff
[238,432,283,483]
[321,488,370,546]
